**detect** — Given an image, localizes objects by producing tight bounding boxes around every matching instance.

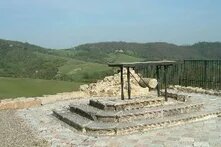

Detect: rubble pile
[80,68,150,97]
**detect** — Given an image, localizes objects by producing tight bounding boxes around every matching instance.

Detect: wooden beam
[108,61,176,68]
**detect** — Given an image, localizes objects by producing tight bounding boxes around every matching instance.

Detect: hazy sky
[0,0,221,48]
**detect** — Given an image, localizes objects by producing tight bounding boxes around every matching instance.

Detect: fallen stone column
[138,78,158,89]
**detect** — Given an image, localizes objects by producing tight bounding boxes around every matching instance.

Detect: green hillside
[0,39,115,83]
[71,41,221,62]
[0,39,221,83]
[0,39,64,79]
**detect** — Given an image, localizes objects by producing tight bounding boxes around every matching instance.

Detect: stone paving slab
[16,92,221,147]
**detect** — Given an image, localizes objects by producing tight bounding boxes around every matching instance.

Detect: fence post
[156,66,160,97]
[203,60,207,89]
[164,66,168,101]
[184,60,188,87]
[178,62,183,86]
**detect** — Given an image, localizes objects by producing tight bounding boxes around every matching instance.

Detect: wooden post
[120,66,124,100]
[156,66,160,97]
[164,66,168,101]
[127,67,131,99]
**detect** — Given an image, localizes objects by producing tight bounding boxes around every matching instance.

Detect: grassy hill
[1,39,221,83]
[0,39,115,83]
[71,41,221,62]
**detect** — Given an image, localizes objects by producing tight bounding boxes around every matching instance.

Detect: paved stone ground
[14,92,221,147]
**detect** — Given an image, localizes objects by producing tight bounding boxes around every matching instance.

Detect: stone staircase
[53,96,221,135]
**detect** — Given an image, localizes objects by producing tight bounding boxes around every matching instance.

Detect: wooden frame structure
[108,61,176,101]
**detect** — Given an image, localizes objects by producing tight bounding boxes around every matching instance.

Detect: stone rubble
[80,68,150,97]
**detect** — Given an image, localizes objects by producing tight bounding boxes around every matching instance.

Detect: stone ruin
[79,68,157,97]
[53,68,221,136]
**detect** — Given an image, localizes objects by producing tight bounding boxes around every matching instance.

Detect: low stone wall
[39,91,88,105]
[0,98,41,110]
[0,91,89,110]
[169,85,221,96]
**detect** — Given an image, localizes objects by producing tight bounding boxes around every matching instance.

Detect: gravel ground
[16,98,96,147]
[0,110,48,147]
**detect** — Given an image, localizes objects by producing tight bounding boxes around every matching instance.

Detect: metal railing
[135,60,221,90]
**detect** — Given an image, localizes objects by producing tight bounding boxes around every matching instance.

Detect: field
[0,77,83,99]
[58,60,112,82]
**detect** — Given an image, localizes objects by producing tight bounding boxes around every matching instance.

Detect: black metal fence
[135,60,221,90]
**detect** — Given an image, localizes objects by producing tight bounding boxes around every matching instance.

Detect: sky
[0,0,221,49]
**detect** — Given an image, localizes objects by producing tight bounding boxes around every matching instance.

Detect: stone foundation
[53,94,221,135]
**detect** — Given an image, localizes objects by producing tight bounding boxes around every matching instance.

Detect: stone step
[53,109,221,135]
[89,97,165,111]
[115,110,221,135]
[69,102,204,122]
[53,109,116,135]
[53,109,92,132]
